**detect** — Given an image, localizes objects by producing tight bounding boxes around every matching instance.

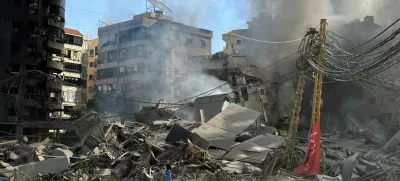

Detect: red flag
[294,120,321,176]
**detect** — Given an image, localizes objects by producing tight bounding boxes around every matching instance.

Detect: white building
[60,28,88,118]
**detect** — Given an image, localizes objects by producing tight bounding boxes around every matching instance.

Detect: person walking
[164,164,172,181]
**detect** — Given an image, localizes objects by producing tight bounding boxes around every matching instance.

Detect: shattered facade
[96,12,213,112]
[0,0,70,137]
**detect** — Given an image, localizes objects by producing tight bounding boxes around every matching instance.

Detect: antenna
[146,0,172,16]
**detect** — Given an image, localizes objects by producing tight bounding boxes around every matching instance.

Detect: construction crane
[284,19,327,168]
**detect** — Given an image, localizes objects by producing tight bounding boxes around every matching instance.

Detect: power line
[159,0,306,44]
[342,17,400,51]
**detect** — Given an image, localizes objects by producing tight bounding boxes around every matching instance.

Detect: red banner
[294,120,321,176]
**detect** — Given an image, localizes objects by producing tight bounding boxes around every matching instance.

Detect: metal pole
[310,19,327,125]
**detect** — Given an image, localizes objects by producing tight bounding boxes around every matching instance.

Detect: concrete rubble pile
[307,131,400,181]
[0,103,303,181]
[2,101,400,181]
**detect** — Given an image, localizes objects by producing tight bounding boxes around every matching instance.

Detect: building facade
[60,28,88,118]
[0,0,70,137]
[96,12,212,112]
[87,38,98,101]
[222,29,247,55]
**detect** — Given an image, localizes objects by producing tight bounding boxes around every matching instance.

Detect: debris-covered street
[2,102,400,180]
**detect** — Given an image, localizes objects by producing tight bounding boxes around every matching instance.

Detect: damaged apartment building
[58,28,88,118]
[96,10,212,112]
[0,0,72,138]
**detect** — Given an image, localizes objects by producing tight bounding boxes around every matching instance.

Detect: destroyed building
[0,0,70,138]
[96,11,213,113]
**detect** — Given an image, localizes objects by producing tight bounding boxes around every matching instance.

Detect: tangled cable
[299,18,400,93]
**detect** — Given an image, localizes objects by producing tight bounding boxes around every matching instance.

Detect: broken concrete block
[15,156,70,181]
[51,148,73,158]
[6,151,18,161]
[242,163,262,175]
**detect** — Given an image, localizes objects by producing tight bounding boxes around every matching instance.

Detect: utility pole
[310,19,327,125]
[284,19,327,169]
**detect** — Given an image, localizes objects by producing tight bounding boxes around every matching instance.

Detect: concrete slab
[189,133,210,150]
[194,94,229,122]
[165,124,192,143]
[192,103,260,141]
[15,156,70,181]
[51,148,73,158]
[208,137,236,150]
[207,149,227,158]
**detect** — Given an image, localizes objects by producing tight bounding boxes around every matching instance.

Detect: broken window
[98,52,107,64]
[48,26,65,43]
[185,37,193,45]
[108,50,117,62]
[64,63,82,72]
[90,62,94,67]
[48,4,65,21]
[64,49,72,59]
[200,40,206,48]
[89,49,94,56]
[89,74,94,80]
[120,48,128,60]
[237,40,242,45]
[95,46,98,55]
[65,34,83,46]
[97,68,116,79]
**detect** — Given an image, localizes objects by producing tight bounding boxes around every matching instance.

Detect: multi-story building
[87,38,98,101]
[0,0,70,138]
[222,29,247,55]
[96,11,212,112]
[60,28,88,118]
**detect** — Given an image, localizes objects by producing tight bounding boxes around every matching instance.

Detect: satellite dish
[148,0,172,12]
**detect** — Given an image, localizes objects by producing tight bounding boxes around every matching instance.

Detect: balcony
[45,98,63,111]
[48,19,64,29]
[46,80,63,91]
[97,61,118,70]
[47,60,64,73]
[96,77,117,85]
[47,40,64,54]
[120,74,145,83]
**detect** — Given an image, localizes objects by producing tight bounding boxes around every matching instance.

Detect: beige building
[222,29,247,55]
[59,28,88,118]
[87,38,98,101]
[96,12,213,111]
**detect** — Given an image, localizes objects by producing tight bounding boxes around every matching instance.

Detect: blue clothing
[164,169,172,181]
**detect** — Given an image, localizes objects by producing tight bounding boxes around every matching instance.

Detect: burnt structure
[0,0,70,138]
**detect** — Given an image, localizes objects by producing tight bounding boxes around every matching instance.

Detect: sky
[65,0,251,53]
